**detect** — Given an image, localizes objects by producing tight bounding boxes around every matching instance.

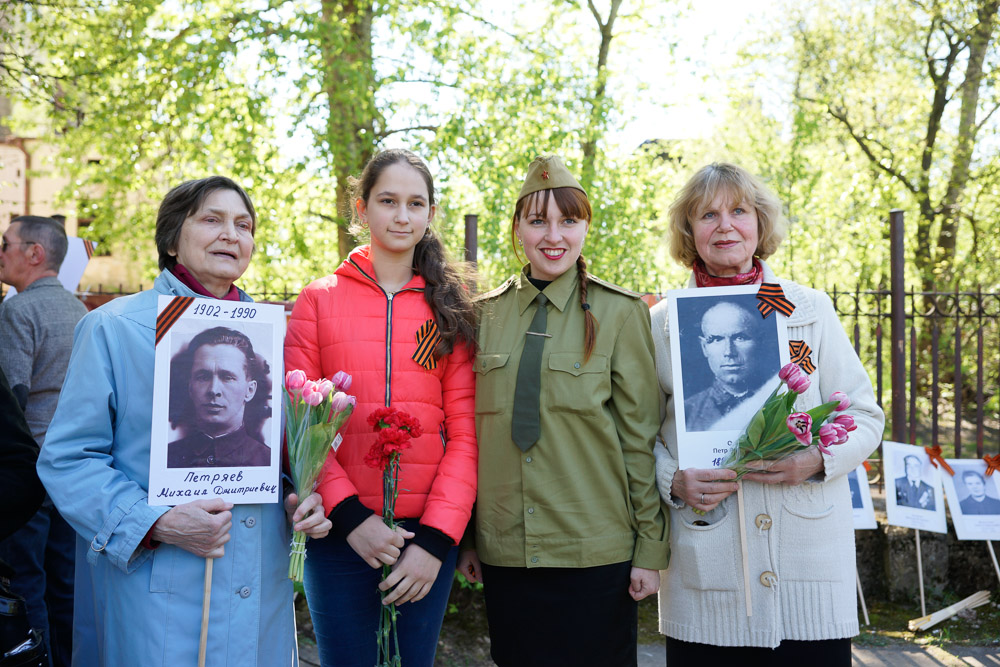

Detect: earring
[517,237,523,247]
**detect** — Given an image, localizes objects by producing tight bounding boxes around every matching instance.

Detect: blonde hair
[667,163,787,268]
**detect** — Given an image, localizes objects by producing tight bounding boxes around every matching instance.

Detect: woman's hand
[742,446,824,486]
[379,544,442,605]
[670,467,738,511]
[285,492,332,539]
[629,567,660,601]
[456,549,483,584]
[152,498,233,558]
[346,515,415,568]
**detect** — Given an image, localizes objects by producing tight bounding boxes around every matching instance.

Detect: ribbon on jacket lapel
[412,319,441,371]
[155,296,195,346]
[83,240,95,259]
[924,445,955,476]
[756,283,795,319]
[984,454,1000,477]
[788,340,816,374]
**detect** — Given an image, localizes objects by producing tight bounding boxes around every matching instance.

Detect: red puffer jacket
[284,246,477,544]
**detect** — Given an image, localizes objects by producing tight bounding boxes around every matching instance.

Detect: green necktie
[512,292,548,451]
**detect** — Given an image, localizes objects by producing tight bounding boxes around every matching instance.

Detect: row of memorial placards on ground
[850,441,1000,540]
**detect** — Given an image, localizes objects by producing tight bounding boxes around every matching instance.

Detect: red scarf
[170,264,241,301]
[693,258,764,288]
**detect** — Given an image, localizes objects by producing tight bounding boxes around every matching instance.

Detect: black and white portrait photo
[894,454,936,511]
[677,292,780,432]
[148,296,286,506]
[883,441,947,534]
[666,285,789,470]
[167,326,272,468]
[940,459,1000,540]
[848,464,877,530]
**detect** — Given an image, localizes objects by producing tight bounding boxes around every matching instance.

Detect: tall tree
[787,0,1000,292]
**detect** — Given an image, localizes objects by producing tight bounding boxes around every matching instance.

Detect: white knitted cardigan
[652,261,885,648]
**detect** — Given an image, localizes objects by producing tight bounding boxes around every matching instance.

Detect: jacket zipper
[348,258,423,407]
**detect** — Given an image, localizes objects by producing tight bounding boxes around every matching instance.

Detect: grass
[855,598,1000,648]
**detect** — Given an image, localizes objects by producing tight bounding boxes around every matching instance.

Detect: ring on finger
[700,492,705,505]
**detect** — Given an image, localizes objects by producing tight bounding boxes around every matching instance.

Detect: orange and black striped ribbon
[756,283,795,319]
[983,454,1000,477]
[412,319,441,371]
[924,445,955,476]
[83,240,95,259]
[788,339,816,374]
[155,296,195,346]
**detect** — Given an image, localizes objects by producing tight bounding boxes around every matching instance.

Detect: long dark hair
[511,187,598,361]
[351,149,477,357]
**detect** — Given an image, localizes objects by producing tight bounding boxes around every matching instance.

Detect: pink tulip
[316,379,334,399]
[285,369,307,390]
[301,381,324,406]
[786,412,813,446]
[778,363,801,383]
[829,391,851,411]
[788,373,811,394]
[817,424,837,455]
[332,370,353,393]
[833,413,857,431]
[330,391,355,413]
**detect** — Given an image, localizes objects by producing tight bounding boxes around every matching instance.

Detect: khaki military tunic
[473,265,669,570]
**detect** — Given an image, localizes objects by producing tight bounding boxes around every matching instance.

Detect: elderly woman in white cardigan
[651,162,884,666]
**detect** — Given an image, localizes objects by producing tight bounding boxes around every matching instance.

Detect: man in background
[0,215,88,666]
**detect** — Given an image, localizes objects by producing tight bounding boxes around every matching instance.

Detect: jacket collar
[515,262,577,315]
[153,270,252,302]
[337,245,427,291]
[686,258,818,327]
[19,275,63,293]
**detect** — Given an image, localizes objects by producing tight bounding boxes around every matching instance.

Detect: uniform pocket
[546,352,609,413]
[474,353,510,415]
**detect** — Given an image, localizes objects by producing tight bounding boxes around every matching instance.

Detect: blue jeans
[304,531,458,667]
[0,500,76,667]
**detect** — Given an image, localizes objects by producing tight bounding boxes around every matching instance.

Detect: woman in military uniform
[458,156,668,666]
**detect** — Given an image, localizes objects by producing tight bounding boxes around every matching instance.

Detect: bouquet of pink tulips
[285,369,356,582]
[721,363,857,479]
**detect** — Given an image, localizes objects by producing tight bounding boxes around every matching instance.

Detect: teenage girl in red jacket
[284,149,478,667]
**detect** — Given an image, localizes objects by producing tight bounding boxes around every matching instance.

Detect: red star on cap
[542,170,549,179]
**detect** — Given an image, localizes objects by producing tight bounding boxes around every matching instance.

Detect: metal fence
[830,287,999,459]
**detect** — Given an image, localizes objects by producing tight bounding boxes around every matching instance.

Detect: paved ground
[300,642,1000,666]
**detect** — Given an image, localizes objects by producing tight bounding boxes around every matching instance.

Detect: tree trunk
[321,0,379,259]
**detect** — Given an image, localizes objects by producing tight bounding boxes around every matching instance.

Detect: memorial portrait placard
[942,458,1000,541]
[667,285,790,470]
[148,296,285,506]
[849,463,877,530]
[883,441,947,534]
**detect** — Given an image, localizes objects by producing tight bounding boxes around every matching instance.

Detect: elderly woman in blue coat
[37,176,330,666]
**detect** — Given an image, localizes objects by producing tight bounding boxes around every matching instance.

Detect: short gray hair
[11,216,68,271]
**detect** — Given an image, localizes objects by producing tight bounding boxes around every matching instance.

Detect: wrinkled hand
[346,515,414,568]
[742,446,824,486]
[285,492,331,539]
[379,544,442,605]
[456,549,483,584]
[629,567,659,601]
[152,498,233,558]
[671,467,738,511]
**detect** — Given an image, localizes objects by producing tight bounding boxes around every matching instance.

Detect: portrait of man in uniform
[167,326,272,468]
[679,295,779,432]
[958,470,1000,515]
[894,454,936,511]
